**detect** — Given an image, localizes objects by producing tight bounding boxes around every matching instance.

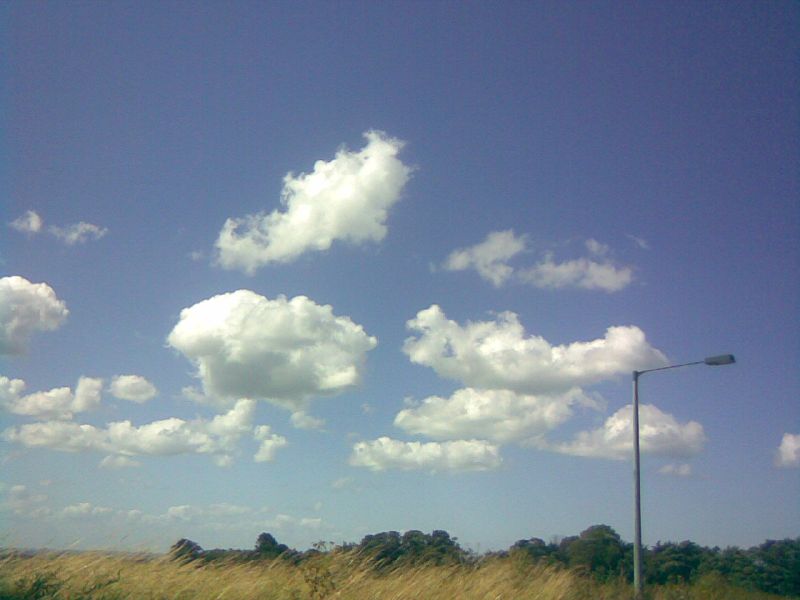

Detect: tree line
[171,525,800,597]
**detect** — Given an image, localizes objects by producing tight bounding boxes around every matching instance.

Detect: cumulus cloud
[775,433,800,468]
[2,399,259,466]
[9,210,43,234]
[253,425,288,462]
[0,375,102,420]
[442,230,526,287]
[441,233,633,292]
[517,253,633,292]
[349,437,501,472]
[215,130,412,273]
[48,222,108,245]
[109,375,157,403]
[548,403,706,460]
[395,387,596,445]
[0,276,69,355]
[167,290,377,411]
[403,305,666,395]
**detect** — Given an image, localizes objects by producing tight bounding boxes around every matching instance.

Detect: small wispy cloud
[9,210,43,234]
[441,232,634,293]
[775,433,800,468]
[627,234,650,250]
[49,222,108,245]
[658,463,693,477]
[9,210,107,245]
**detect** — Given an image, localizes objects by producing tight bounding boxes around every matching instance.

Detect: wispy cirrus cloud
[215,130,413,274]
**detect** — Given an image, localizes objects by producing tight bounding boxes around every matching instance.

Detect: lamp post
[632,354,735,600]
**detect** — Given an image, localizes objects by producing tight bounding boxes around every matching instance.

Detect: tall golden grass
[0,549,787,599]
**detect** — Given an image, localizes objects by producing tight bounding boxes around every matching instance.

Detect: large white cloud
[0,375,102,420]
[167,290,377,411]
[349,437,501,472]
[403,305,666,394]
[0,276,69,355]
[395,387,596,445]
[2,399,260,467]
[109,375,157,403]
[548,403,706,460]
[775,433,800,468]
[215,130,412,273]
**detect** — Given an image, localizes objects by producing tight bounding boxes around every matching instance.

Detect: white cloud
[775,433,800,468]
[441,233,633,292]
[290,411,326,430]
[349,436,501,472]
[548,403,706,460]
[3,484,50,517]
[0,276,69,355]
[215,130,412,273]
[0,375,102,420]
[517,254,633,292]
[2,399,259,466]
[167,290,377,412]
[395,387,596,445]
[62,502,113,518]
[99,455,141,469]
[9,210,43,234]
[658,463,693,477]
[442,230,526,287]
[403,305,666,395]
[627,234,650,250]
[253,425,288,462]
[585,238,610,256]
[48,222,108,245]
[109,375,157,403]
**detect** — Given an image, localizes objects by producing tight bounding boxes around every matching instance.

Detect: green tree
[255,532,289,558]
[562,525,627,581]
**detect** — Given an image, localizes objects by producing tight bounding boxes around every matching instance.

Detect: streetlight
[632,354,735,600]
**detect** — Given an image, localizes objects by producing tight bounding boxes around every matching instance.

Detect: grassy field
[0,549,790,600]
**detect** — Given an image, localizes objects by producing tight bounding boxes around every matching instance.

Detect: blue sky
[2,1,798,553]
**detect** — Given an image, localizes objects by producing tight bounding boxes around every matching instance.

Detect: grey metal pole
[632,370,643,600]
[630,354,733,599]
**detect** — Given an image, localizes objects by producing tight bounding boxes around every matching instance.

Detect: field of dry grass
[0,549,789,600]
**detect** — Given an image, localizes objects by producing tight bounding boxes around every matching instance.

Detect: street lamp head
[704,354,736,366]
